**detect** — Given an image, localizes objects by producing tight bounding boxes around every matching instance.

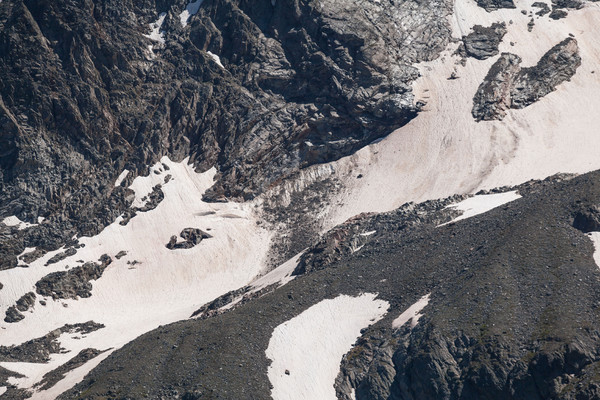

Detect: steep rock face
[0,0,453,272]
[472,38,581,121]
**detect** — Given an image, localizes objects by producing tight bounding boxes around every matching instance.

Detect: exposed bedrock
[35,255,112,301]
[472,37,581,121]
[0,0,454,271]
[459,23,507,60]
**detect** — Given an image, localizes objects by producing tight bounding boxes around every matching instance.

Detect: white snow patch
[250,252,302,293]
[144,12,166,43]
[360,230,376,237]
[0,156,271,398]
[0,386,6,396]
[266,293,388,400]
[392,293,430,329]
[2,216,37,230]
[589,232,600,269]
[179,0,203,27]
[441,191,521,226]
[114,169,130,187]
[207,51,224,69]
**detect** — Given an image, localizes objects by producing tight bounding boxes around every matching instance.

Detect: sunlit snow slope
[306,0,600,230]
[0,157,272,399]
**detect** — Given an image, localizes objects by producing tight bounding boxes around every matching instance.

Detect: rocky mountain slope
[1,0,600,398]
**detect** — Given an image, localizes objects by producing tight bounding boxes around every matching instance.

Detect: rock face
[0,0,454,273]
[460,23,507,60]
[472,38,581,121]
[35,255,112,300]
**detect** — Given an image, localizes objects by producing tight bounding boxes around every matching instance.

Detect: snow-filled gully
[0,157,272,399]
[265,293,389,400]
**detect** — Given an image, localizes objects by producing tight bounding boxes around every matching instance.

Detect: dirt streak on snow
[440,191,521,226]
[0,157,271,399]
[309,0,600,231]
[392,293,431,329]
[589,232,600,269]
[265,293,389,400]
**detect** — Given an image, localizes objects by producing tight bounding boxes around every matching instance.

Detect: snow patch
[179,0,203,27]
[360,230,376,237]
[392,293,430,329]
[441,191,521,226]
[266,293,388,400]
[2,216,37,230]
[207,51,224,69]
[114,169,129,187]
[589,232,600,269]
[144,13,166,43]
[0,386,6,396]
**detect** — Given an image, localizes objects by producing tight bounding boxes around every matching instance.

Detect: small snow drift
[392,293,431,329]
[441,191,521,226]
[144,13,166,43]
[2,216,37,230]
[179,0,203,27]
[207,51,224,69]
[265,293,388,400]
[114,169,129,187]
[589,232,600,270]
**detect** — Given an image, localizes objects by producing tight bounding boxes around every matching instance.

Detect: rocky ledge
[472,37,581,121]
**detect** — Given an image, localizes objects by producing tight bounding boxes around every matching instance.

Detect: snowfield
[440,191,522,226]
[265,293,389,400]
[0,157,272,399]
[392,293,431,329]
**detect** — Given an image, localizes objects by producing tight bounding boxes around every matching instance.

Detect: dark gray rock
[573,205,600,233]
[166,228,212,250]
[532,1,551,15]
[15,291,36,312]
[476,0,516,12]
[35,256,112,300]
[461,23,507,60]
[45,247,77,266]
[4,306,25,323]
[472,38,580,121]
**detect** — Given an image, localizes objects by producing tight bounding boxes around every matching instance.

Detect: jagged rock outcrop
[166,227,212,249]
[5,291,37,322]
[460,23,507,60]
[35,255,112,300]
[573,205,600,233]
[472,38,581,121]
[476,0,516,12]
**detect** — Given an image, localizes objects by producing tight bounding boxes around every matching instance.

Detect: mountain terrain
[1,0,600,398]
